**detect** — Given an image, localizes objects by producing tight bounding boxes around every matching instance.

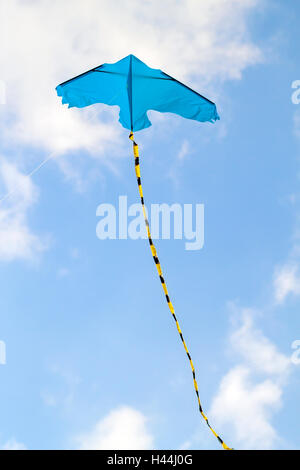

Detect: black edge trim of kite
[129,54,133,131]
[59,67,174,87]
[162,72,215,105]
[58,64,104,87]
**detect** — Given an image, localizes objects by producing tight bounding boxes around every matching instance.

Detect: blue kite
[56,54,231,450]
[56,54,219,131]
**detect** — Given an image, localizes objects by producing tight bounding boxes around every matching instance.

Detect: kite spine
[129,132,232,451]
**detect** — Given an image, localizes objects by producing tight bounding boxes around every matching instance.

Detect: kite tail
[129,132,232,451]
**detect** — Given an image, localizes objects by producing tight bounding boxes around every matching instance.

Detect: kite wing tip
[55,84,72,107]
[55,84,63,98]
[211,106,220,123]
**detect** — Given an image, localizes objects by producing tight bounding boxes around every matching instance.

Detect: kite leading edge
[56,54,232,450]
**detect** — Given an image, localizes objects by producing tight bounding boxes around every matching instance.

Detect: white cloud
[273,264,300,304]
[230,310,290,375]
[1,0,262,158]
[1,438,27,450]
[211,366,281,449]
[77,406,154,450]
[209,308,291,449]
[0,159,47,261]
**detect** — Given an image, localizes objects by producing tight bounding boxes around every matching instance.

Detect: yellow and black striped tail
[129,132,232,451]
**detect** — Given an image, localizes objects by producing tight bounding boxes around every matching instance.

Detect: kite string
[0,152,57,205]
[0,88,123,206]
[129,132,232,451]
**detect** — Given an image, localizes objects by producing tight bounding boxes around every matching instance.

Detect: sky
[0,0,300,450]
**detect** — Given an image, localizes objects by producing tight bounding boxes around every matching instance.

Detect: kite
[56,54,232,450]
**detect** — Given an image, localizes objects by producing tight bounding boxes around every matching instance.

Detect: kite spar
[56,54,232,450]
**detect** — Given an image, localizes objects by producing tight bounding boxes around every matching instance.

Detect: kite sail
[56,54,232,450]
[56,54,219,131]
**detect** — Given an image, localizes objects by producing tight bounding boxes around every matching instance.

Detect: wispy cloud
[1,438,27,450]
[177,140,190,162]
[269,104,300,304]
[57,267,70,279]
[168,139,192,187]
[41,365,82,410]
[273,263,300,304]
[272,105,300,304]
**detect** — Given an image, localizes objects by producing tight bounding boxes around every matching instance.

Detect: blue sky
[0,0,300,450]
